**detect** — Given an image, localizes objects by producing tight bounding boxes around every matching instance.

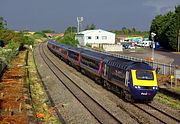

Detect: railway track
[38,43,122,124]
[132,103,180,124]
[158,87,180,100]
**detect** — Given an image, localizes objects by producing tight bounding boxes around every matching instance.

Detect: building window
[102,36,107,40]
[87,36,92,40]
[95,36,99,40]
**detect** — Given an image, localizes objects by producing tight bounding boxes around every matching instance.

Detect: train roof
[68,46,81,53]
[80,48,109,60]
[104,57,153,70]
[48,40,72,49]
[48,40,153,70]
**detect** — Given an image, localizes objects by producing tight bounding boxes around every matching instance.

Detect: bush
[24,36,35,46]
[57,33,79,47]
[86,43,92,48]
[33,32,47,39]
[7,40,19,50]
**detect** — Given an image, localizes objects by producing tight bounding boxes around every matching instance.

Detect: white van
[142,41,152,47]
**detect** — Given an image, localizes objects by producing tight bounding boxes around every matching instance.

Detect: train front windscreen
[136,70,154,80]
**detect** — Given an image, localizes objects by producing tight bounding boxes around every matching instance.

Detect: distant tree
[33,32,47,38]
[122,27,126,30]
[65,26,77,34]
[57,32,79,47]
[85,24,96,30]
[111,28,148,37]
[24,36,34,46]
[175,5,180,51]
[41,29,55,33]
[0,17,7,29]
[132,27,136,32]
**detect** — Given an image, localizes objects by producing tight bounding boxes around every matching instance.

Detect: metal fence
[107,52,176,76]
[81,46,178,76]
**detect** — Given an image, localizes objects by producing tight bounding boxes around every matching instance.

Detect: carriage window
[69,51,78,60]
[87,36,92,40]
[81,56,99,70]
[102,36,107,40]
[95,36,99,40]
[136,71,154,80]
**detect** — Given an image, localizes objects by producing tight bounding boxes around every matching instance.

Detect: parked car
[123,44,130,49]
[123,42,135,49]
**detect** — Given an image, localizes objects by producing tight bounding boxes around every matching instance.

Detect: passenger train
[47,40,158,102]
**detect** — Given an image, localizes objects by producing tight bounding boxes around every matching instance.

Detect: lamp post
[151,32,156,62]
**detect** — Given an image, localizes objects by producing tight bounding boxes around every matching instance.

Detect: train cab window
[136,71,154,80]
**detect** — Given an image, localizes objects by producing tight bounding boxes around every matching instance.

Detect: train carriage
[47,40,158,102]
[79,50,106,78]
[67,47,81,66]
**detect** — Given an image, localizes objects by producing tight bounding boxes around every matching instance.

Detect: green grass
[172,87,180,92]
[155,93,180,109]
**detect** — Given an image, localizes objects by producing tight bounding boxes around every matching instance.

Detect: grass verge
[28,50,61,124]
[154,93,180,109]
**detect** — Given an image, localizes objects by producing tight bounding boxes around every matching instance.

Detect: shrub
[7,40,19,50]
[57,33,79,47]
[24,36,35,46]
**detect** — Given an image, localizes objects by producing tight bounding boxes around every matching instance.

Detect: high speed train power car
[47,40,158,102]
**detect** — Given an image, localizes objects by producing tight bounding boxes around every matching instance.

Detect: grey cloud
[143,0,180,14]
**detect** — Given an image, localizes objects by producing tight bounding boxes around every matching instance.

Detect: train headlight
[153,86,158,90]
[135,86,141,89]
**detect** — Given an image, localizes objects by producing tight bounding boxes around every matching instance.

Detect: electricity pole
[151,32,156,63]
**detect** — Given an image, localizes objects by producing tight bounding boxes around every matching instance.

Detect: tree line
[0,17,50,49]
[111,27,149,38]
[150,5,180,51]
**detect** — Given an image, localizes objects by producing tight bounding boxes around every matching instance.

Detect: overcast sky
[0,0,179,32]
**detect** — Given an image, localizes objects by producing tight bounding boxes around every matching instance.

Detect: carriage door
[103,64,107,76]
[125,71,130,86]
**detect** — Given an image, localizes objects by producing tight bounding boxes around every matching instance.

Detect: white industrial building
[75,29,115,46]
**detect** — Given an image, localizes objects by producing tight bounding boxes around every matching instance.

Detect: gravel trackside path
[34,45,100,124]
